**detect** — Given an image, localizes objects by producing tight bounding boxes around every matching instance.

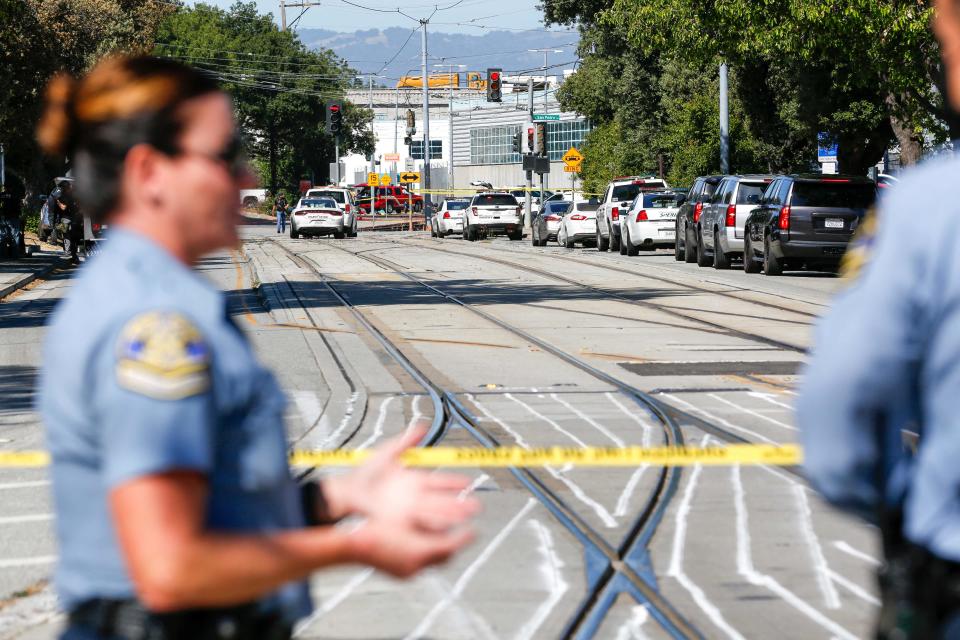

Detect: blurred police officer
[36,56,478,640]
[799,1,960,637]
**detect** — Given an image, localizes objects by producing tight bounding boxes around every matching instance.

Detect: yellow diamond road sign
[367,172,379,187]
[562,147,583,167]
[380,174,392,186]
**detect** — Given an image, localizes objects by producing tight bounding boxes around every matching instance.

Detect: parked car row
[427,172,879,278]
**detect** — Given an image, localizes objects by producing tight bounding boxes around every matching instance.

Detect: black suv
[674,175,723,263]
[743,174,876,275]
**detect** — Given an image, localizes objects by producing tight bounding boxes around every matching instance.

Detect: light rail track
[266,239,703,639]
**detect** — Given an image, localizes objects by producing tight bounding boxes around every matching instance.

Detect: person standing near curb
[273,191,287,234]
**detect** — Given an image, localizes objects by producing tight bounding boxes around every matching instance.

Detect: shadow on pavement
[0,365,38,414]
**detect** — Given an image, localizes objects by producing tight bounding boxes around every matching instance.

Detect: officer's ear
[935,0,960,111]
[122,144,167,209]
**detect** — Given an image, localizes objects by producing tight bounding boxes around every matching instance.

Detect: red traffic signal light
[330,105,340,113]
[491,71,500,82]
[486,67,502,103]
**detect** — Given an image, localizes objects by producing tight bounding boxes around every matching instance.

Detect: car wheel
[763,235,782,276]
[334,232,346,239]
[564,231,575,249]
[684,226,698,263]
[414,202,423,213]
[509,228,522,241]
[436,225,444,240]
[713,230,730,269]
[743,233,761,273]
[531,226,539,246]
[674,224,684,261]
[430,222,437,237]
[596,227,609,252]
[696,229,711,267]
[289,226,297,239]
[610,226,621,252]
[625,227,640,256]
[466,225,477,242]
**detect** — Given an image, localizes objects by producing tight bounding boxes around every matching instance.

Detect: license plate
[658,229,674,237]
[824,218,844,229]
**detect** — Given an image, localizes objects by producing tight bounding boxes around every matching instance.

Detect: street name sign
[532,114,560,121]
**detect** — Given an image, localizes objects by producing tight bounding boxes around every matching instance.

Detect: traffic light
[535,123,547,156]
[526,126,534,154]
[406,109,416,135]
[326,102,343,136]
[511,131,522,154]
[486,68,502,102]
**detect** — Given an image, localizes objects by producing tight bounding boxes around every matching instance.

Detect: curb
[0,257,66,300]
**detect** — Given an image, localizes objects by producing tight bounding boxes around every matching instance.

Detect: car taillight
[570,214,586,221]
[345,204,351,212]
[725,205,736,227]
[516,207,521,215]
[443,212,450,219]
[92,223,101,233]
[472,207,478,215]
[778,205,791,230]
[544,215,560,221]
[694,201,703,222]
[636,209,648,222]
[611,207,619,221]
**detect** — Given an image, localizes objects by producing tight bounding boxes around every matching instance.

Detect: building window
[470,125,521,165]
[546,120,590,161]
[411,140,443,160]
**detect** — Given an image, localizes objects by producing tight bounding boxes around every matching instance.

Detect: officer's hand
[349,516,475,578]
[327,423,482,532]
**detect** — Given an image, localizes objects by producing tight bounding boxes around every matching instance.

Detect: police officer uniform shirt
[39,228,312,622]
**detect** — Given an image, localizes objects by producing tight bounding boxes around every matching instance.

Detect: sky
[195,0,560,34]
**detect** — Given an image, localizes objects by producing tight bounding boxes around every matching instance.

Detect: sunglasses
[176,132,248,177]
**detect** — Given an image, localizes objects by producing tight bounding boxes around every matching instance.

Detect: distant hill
[297,27,579,85]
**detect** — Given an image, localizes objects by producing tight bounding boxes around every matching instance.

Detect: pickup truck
[239,189,268,207]
[595,176,668,252]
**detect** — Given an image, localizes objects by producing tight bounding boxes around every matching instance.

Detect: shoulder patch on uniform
[115,311,211,400]
[839,207,879,283]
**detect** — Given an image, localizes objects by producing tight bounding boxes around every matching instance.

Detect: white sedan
[431,199,470,238]
[557,202,598,248]
[620,191,681,255]
[290,197,345,239]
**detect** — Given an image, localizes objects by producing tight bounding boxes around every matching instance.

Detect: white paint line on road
[747,392,794,411]
[605,393,653,518]
[709,394,796,431]
[0,555,56,568]
[793,484,841,609]
[293,568,376,637]
[827,569,880,607]
[662,394,777,444]
[832,541,881,567]
[292,390,323,435]
[459,473,490,500]
[470,396,617,528]
[356,396,395,451]
[319,391,360,449]
[613,605,651,640]
[514,519,569,640]
[505,393,591,449]
[403,498,537,640]
[406,395,423,433]
[666,436,745,640]
[0,480,49,491]
[732,466,857,639]
[549,394,625,447]
[0,513,52,525]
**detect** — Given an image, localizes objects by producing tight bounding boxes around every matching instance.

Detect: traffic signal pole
[526,77,533,230]
[420,20,432,217]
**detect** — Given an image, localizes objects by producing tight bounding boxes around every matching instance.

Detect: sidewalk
[0,236,66,300]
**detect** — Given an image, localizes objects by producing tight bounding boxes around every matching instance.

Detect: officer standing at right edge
[798,1,960,637]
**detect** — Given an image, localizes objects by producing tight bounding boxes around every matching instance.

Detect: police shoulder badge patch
[115,311,211,400]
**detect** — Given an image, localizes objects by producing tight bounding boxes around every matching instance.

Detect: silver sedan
[531,201,572,246]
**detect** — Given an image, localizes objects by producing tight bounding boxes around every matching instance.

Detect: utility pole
[420,20,432,217]
[525,77,533,229]
[720,62,729,174]
[279,0,321,31]
[368,74,376,213]
[434,62,465,196]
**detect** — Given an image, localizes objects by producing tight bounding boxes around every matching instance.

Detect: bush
[22,207,39,235]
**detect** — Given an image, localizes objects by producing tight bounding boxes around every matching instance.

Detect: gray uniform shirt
[39,228,311,622]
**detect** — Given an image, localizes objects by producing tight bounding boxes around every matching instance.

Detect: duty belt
[69,599,292,640]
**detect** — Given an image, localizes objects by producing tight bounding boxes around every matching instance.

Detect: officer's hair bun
[37,74,78,157]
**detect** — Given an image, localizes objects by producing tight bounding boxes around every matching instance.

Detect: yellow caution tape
[0,444,802,469]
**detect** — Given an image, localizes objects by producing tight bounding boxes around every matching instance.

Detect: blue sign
[817,132,838,162]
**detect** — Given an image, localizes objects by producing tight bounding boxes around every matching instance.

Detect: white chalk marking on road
[832,541,881,567]
[319,391,360,448]
[356,396,396,451]
[666,436,745,640]
[613,605,651,640]
[549,394,625,446]
[292,568,376,636]
[709,394,796,431]
[406,395,423,433]
[0,513,52,525]
[459,473,490,501]
[514,519,569,640]
[606,393,654,518]
[403,498,537,640]
[0,556,56,568]
[793,484,841,609]
[0,480,49,490]
[505,393,591,448]
[732,466,857,639]
[827,569,880,607]
[292,390,323,434]
[662,394,776,444]
[747,392,794,411]
[470,396,617,528]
